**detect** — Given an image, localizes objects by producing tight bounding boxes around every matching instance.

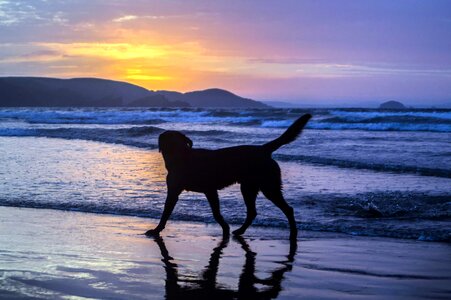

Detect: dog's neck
[162,150,190,171]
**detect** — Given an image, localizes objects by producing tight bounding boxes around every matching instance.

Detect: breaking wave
[275,154,451,178]
[1,107,450,132]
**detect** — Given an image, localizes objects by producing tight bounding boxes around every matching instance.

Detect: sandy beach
[0,206,449,299]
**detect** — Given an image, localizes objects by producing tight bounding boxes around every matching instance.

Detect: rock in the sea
[379,100,406,109]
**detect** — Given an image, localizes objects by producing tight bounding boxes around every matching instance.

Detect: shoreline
[0,202,449,243]
[0,206,450,299]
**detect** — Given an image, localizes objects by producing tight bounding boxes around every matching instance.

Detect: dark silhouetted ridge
[0,77,267,108]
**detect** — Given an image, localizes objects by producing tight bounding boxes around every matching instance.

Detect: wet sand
[0,206,449,299]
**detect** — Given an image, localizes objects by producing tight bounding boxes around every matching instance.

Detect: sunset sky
[1,0,450,106]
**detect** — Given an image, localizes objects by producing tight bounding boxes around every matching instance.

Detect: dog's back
[173,145,274,191]
[164,114,312,192]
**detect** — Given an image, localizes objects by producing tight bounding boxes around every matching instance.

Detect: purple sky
[0,0,450,106]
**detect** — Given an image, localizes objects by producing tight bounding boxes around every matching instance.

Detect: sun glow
[31,41,205,89]
[126,69,171,81]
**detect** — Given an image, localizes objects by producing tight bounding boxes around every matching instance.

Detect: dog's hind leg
[205,190,230,236]
[261,183,298,241]
[232,184,258,236]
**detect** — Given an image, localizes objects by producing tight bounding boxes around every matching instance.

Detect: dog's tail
[263,114,312,153]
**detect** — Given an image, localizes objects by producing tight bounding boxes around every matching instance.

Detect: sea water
[0,107,449,241]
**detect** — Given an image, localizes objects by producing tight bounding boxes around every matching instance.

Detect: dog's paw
[144,229,161,236]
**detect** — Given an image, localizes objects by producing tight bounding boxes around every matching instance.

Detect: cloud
[0,43,61,63]
[112,14,179,23]
[0,0,39,25]
[36,42,168,60]
[0,1,69,27]
[112,15,138,23]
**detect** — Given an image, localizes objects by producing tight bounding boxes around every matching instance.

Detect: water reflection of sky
[0,137,167,214]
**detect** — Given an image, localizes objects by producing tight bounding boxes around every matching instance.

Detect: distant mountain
[0,77,186,107]
[157,88,267,108]
[0,77,267,108]
[379,100,407,109]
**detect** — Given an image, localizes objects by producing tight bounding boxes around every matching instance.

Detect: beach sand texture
[0,206,449,299]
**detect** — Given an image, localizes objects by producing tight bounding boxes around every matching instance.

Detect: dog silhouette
[146,114,312,240]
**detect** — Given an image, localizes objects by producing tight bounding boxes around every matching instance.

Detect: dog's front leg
[145,190,181,236]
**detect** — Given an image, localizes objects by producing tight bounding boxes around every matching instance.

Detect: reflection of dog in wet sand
[152,235,296,299]
[145,114,312,240]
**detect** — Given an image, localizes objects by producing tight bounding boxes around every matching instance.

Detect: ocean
[0,107,449,242]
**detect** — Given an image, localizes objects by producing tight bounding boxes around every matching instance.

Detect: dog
[145,114,312,240]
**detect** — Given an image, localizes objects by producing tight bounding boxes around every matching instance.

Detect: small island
[379,100,406,109]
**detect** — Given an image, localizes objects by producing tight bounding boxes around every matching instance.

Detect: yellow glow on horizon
[29,40,311,92]
[126,69,171,81]
[31,41,223,90]
[126,75,170,80]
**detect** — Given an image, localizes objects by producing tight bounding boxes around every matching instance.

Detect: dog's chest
[170,164,238,192]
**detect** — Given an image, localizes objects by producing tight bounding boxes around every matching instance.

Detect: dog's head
[158,130,193,155]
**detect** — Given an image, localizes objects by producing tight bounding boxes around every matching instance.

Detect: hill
[0,77,266,108]
[157,88,267,108]
[0,77,183,107]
